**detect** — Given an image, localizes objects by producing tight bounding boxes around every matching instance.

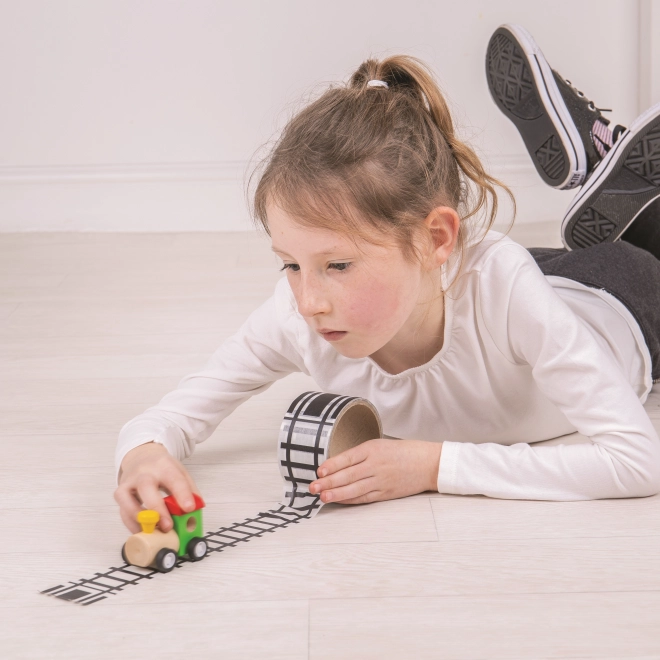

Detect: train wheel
[121,543,129,564]
[186,537,208,561]
[155,548,177,573]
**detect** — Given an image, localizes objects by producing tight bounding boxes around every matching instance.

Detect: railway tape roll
[277,391,382,516]
[41,391,382,605]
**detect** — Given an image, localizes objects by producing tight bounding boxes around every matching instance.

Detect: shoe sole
[561,102,660,251]
[485,24,586,189]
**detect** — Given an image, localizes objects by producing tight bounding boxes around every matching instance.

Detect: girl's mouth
[319,330,347,341]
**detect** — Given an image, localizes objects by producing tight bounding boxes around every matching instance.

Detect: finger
[319,476,377,503]
[335,490,382,505]
[316,443,368,478]
[310,460,372,494]
[182,469,201,500]
[166,475,199,516]
[134,476,174,532]
[114,486,144,534]
[119,503,142,534]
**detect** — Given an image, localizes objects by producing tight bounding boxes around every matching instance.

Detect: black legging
[528,196,660,380]
[528,240,660,382]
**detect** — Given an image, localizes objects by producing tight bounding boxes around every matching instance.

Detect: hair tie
[366,79,389,88]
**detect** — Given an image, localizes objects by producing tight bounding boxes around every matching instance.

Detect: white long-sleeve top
[115,231,660,500]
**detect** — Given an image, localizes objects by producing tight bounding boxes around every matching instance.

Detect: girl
[114,24,660,535]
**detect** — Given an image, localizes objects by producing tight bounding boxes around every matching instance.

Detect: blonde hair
[246,54,515,291]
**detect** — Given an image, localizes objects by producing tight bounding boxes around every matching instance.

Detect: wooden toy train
[121,493,209,572]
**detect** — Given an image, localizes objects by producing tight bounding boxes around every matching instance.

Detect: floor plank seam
[428,496,441,542]
[305,588,660,602]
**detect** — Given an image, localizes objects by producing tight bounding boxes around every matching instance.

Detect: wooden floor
[1,222,660,659]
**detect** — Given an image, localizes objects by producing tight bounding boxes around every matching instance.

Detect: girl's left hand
[309,438,442,505]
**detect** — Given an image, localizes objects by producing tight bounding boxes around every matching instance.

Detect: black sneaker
[561,101,660,250]
[486,24,609,189]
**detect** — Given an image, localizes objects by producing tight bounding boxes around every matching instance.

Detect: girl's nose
[296,275,331,318]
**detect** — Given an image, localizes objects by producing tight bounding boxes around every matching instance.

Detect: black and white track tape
[41,391,382,605]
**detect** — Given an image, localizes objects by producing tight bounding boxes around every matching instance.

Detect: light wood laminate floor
[1,222,659,659]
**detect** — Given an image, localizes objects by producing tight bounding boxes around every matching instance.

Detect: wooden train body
[122,493,208,572]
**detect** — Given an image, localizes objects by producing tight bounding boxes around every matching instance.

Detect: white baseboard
[0,157,576,232]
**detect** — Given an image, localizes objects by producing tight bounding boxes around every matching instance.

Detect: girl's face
[267,202,437,360]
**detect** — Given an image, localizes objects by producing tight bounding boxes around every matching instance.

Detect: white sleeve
[437,243,660,501]
[114,282,306,486]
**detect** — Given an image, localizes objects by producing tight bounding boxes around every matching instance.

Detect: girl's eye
[280,263,300,272]
[329,262,351,271]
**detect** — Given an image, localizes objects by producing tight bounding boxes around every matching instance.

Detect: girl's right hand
[113,441,202,534]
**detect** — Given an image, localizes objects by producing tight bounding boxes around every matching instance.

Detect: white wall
[0,0,657,232]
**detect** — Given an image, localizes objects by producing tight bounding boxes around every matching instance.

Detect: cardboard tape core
[327,399,382,458]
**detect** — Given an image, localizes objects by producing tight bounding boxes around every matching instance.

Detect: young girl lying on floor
[114,23,660,534]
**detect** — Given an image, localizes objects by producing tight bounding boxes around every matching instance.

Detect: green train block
[171,508,204,557]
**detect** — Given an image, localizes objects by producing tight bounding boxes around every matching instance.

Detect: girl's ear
[423,206,460,269]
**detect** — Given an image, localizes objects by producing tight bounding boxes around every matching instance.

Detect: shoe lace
[563,78,612,113]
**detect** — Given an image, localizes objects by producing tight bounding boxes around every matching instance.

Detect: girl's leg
[528,242,660,382]
[486,24,660,258]
[488,24,660,381]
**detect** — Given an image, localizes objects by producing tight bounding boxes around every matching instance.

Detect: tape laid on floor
[41,391,382,605]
